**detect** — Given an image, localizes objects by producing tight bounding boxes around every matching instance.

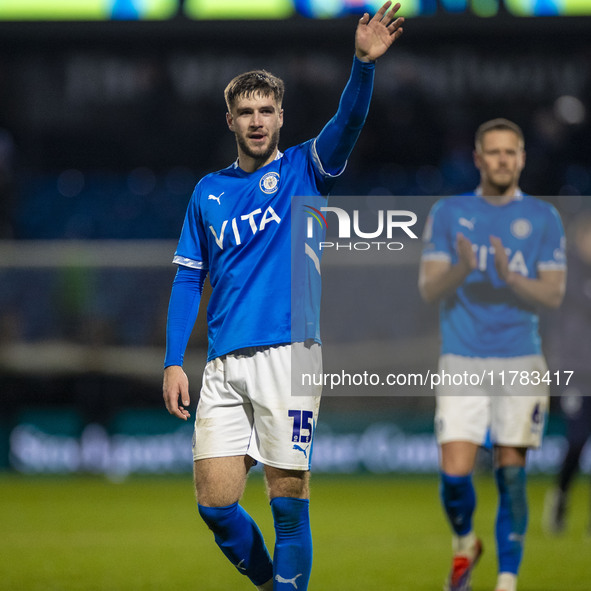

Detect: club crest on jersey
[259,171,280,194]
[511,218,532,239]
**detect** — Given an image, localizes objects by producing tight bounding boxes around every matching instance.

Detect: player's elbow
[418,279,439,305]
[546,286,565,309]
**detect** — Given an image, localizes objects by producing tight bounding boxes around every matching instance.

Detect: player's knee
[198,502,238,535]
[496,465,526,493]
[271,497,310,535]
[265,467,310,499]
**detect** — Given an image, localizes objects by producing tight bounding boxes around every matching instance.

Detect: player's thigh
[440,441,480,475]
[491,394,547,448]
[193,357,255,461]
[194,455,255,507]
[435,356,490,446]
[248,343,322,471]
[435,394,490,446]
[491,356,549,448]
[264,465,310,500]
[494,445,527,468]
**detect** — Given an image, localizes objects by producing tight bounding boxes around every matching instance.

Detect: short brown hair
[224,70,285,111]
[475,118,524,151]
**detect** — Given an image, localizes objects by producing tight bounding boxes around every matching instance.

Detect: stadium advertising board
[5,408,579,476]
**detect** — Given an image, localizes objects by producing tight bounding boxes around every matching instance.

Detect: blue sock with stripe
[271,497,312,590]
[495,466,528,575]
[440,472,476,535]
[198,502,273,586]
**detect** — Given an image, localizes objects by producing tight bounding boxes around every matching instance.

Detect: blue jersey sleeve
[538,204,566,271]
[313,56,375,177]
[422,200,453,262]
[164,266,207,368]
[173,185,209,270]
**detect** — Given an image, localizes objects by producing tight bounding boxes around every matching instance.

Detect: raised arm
[314,1,404,175]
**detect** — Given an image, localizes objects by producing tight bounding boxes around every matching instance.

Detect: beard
[489,170,517,194]
[236,128,280,163]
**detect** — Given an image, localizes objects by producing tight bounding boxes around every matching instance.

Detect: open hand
[355,1,404,63]
[490,235,511,282]
[456,232,477,272]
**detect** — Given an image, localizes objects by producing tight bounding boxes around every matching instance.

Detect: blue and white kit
[165,56,376,468]
[422,192,566,447]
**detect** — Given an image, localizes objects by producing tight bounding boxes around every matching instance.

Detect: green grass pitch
[0,473,589,590]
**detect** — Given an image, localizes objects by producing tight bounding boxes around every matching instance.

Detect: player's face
[474,130,525,195]
[226,92,283,167]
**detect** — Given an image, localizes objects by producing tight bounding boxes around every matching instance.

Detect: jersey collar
[232,150,284,171]
[475,187,523,200]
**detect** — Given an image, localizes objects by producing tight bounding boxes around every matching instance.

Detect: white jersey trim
[537,261,566,271]
[173,255,206,270]
[421,251,452,262]
[311,138,346,179]
[231,150,284,169]
[475,187,523,199]
[305,243,321,275]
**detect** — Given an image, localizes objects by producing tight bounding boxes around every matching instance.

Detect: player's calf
[495,466,527,576]
[271,497,312,591]
[198,502,273,586]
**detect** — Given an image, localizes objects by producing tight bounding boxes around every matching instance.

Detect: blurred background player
[162,3,404,590]
[419,118,566,591]
[543,213,591,535]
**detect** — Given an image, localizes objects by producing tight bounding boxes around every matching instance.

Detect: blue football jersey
[422,193,566,357]
[174,139,334,361]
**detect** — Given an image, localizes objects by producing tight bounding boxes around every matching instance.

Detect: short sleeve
[421,199,453,263]
[173,184,209,270]
[537,205,566,272]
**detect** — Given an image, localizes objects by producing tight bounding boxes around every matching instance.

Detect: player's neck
[237,148,278,173]
[478,183,520,206]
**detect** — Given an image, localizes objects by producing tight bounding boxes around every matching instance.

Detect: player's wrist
[456,259,475,276]
[354,51,375,64]
[504,271,520,288]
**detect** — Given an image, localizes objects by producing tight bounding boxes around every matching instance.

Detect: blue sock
[440,472,476,536]
[495,466,528,575]
[198,502,273,586]
[271,497,312,590]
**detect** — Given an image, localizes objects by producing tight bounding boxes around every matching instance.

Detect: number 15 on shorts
[288,410,314,443]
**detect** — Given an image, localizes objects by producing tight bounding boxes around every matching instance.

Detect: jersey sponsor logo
[259,171,280,194]
[458,217,475,231]
[208,191,224,205]
[209,206,281,250]
[510,218,532,239]
[472,243,529,275]
[275,574,303,588]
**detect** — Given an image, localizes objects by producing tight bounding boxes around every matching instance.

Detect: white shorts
[435,354,549,449]
[193,342,322,470]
